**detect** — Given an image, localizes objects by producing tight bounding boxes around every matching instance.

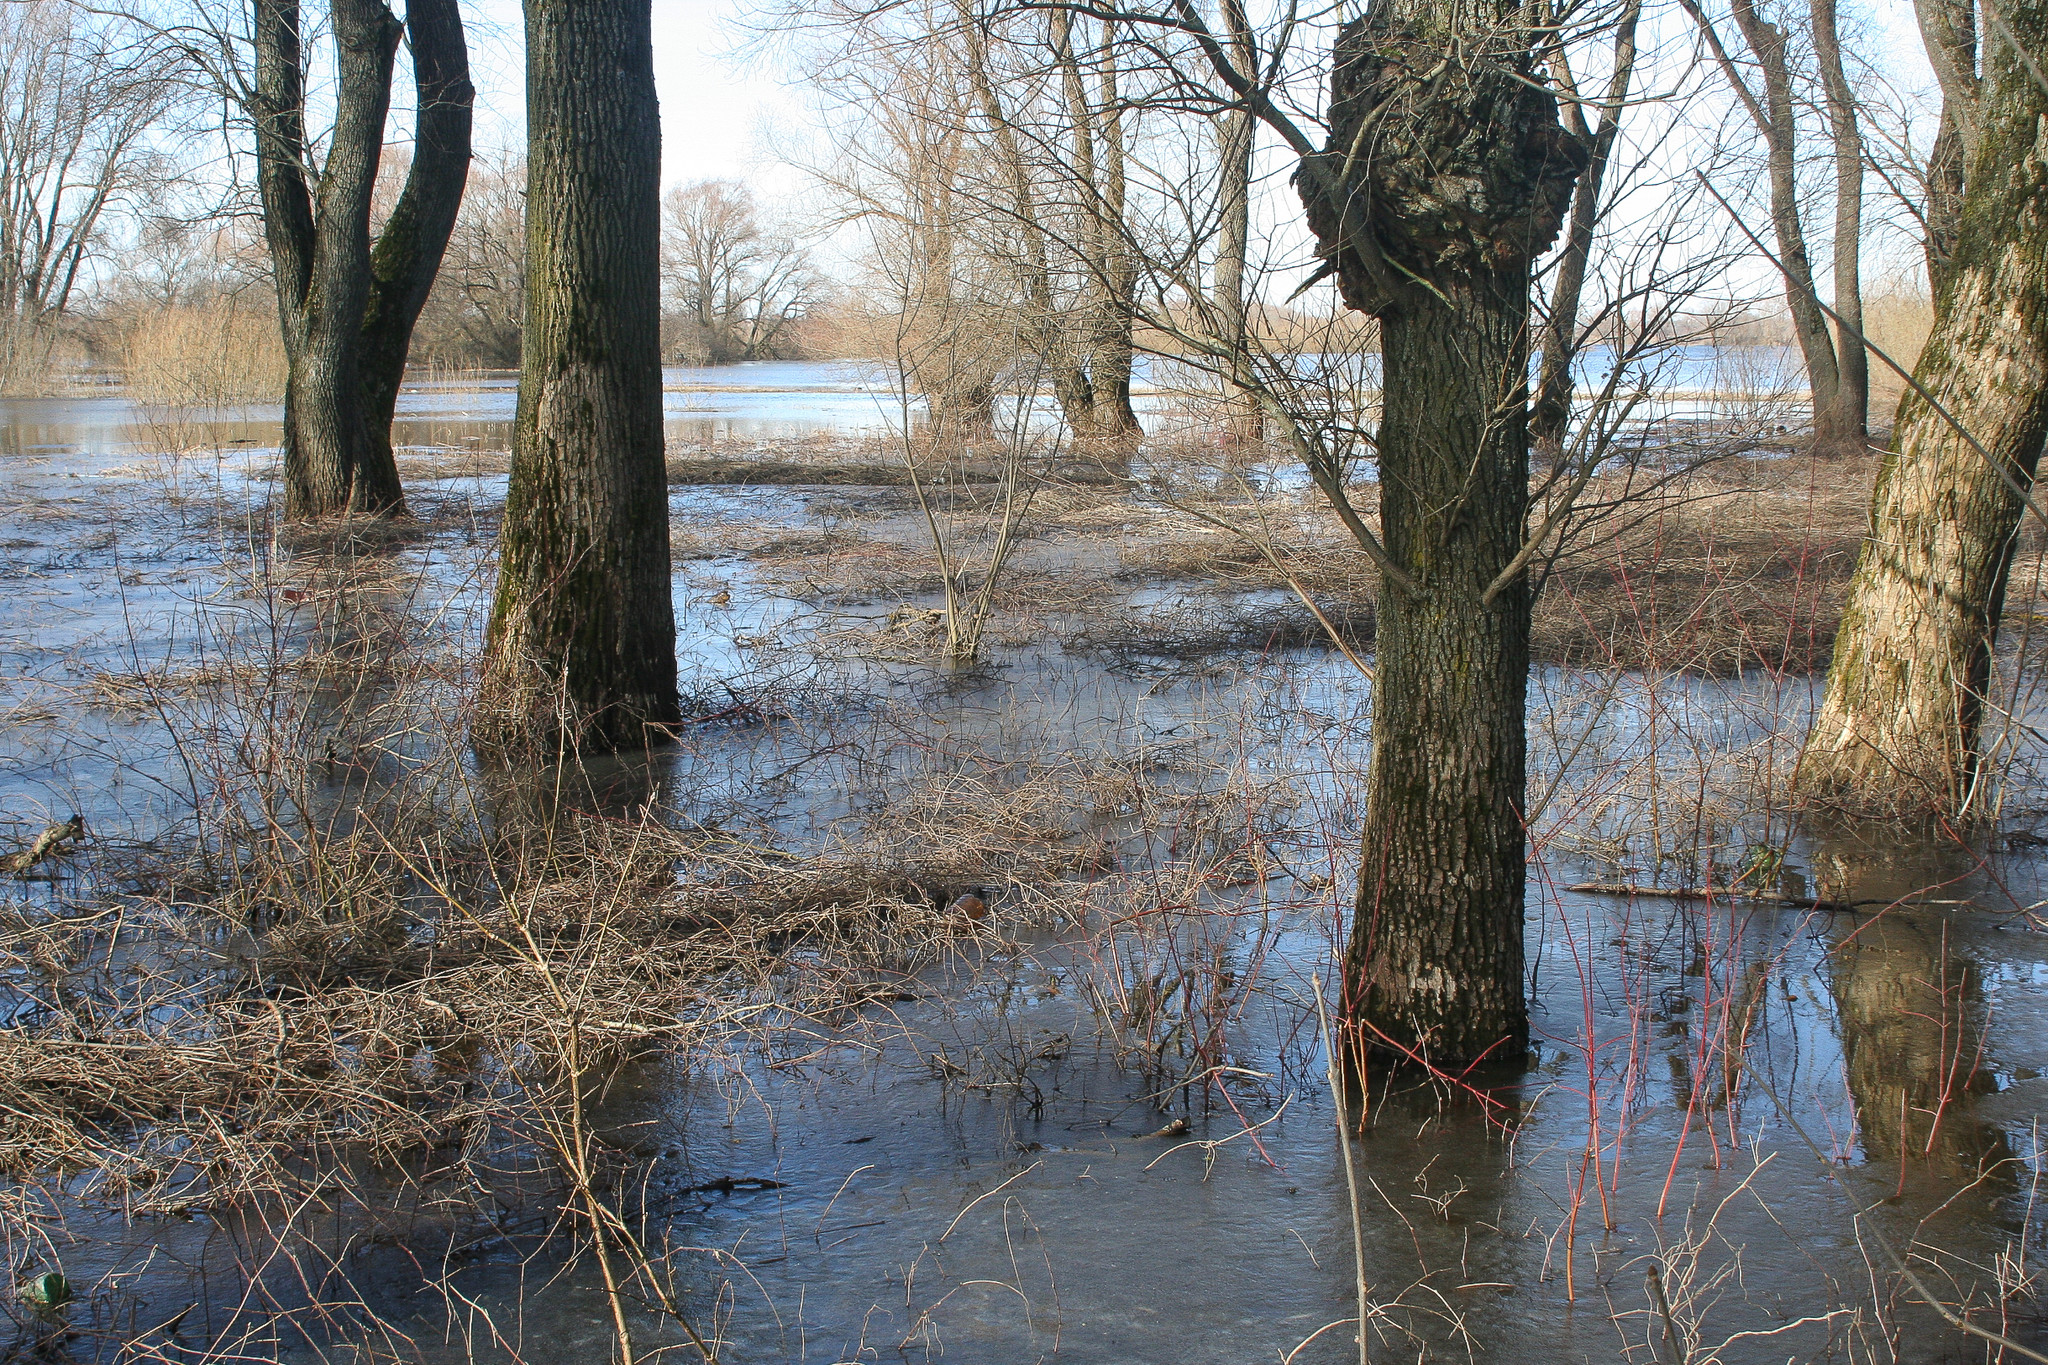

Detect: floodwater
[2,362,2045,1364]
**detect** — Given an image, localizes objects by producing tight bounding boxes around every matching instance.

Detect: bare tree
[1681,0,1868,451]
[1209,0,1259,442]
[138,0,475,515]
[411,151,525,368]
[0,4,175,388]
[1796,0,2048,813]
[811,31,1016,438]
[1050,7,1140,442]
[660,179,820,363]
[800,0,1146,444]
[1530,0,1643,467]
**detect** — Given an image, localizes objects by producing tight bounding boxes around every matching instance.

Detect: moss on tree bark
[477,0,680,754]
[1795,0,2048,814]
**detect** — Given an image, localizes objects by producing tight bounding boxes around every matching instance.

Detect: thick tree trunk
[1353,278,1537,1062]
[258,0,405,519]
[478,0,680,753]
[253,0,470,521]
[1296,1,1582,1063]
[357,0,473,497]
[1796,0,2048,813]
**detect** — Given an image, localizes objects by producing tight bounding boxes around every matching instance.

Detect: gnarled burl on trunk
[1295,0,1583,1064]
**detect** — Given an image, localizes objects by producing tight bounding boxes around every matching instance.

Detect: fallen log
[1564,882,1888,914]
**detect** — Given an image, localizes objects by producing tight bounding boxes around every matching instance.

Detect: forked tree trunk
[1683,0,1861,451]
[478,0,680,753]
[253,0,470,520]
[257,0,399,519]
[1796,0,2048,813]
[1296,1,1582,1063]
[358,0,473,487]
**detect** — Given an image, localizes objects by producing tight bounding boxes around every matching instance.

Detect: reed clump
[120,296,287,407]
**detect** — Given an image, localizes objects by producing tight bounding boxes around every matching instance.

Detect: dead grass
[1112,453,1877,675]
[121,297,287,407]
[13,423,2048,1362]
[1866,287,1935,418]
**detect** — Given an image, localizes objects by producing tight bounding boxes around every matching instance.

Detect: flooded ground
[2,363,2045,1363]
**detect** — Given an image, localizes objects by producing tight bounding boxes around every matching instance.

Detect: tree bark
[1915,0,1978,288]
[478,0,680,753]
[258,0,403,519]
[1812,0,1869,447]
[1296,0,1583,1063]
[253,0,471,520]
[1088,21,1142,444]
[1796,0,2048,813]
[1213,0,1263,444]
[357,0,474,499]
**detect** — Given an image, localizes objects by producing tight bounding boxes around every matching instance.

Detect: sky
[452,0,1939,199]
[443,0,1939,302]
[463,0,812,192]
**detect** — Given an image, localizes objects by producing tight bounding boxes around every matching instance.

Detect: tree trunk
[1728,0,1849,449]
[958,5,1099,439]
[357,0,474,498]
[1796,0,2048,813]
[1213,0,1263,444]
[1296,1,1583,1063]
[253,0,470,521]
[1924,110,1969,290]
[1914,0,1978,289]
[1684,0,1851,449]
[258,0,406,519]
[479,0,680,753]
[1812,0,1868,447]
[1089,23,1142,445]
[1354,280,1538,1063]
